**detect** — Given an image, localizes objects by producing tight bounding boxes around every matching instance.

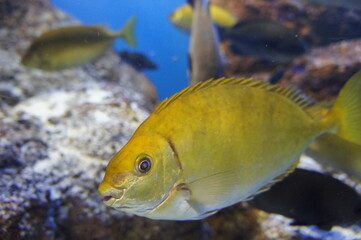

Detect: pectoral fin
[185,171,238,208]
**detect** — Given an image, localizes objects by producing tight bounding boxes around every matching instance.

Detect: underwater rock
[278,39,361,102]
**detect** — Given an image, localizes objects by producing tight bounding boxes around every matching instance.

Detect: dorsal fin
[154,78,314,114]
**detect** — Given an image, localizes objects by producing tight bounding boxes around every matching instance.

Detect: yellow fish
[21,17,137,71]
[169,3,237,33]
[98,72,361,220]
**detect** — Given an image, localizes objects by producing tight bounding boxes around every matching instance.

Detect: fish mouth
[102,188,125,207]
[103,195,116,206]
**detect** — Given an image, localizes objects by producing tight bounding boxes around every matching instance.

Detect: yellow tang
[169,4,237,33]
[98,72,361,220]
[21,17,137,71]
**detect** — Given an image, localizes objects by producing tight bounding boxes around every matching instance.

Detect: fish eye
[137,157,152,174]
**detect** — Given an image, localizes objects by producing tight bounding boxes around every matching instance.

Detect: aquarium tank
[1,0,361,239]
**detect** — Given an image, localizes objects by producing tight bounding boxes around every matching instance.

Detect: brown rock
[278,39,361,102]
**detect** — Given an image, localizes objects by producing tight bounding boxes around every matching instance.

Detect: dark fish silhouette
[221,20,306,62]
[118,51,158,70]
[249,168,361,230]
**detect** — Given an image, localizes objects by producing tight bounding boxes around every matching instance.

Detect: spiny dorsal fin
[154,78,314,114]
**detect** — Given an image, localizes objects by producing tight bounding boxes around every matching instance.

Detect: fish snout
[98,181,126,205]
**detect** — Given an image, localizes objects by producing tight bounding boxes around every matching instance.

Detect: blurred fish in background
[170,3,306,64]
[188,0,225,85]
[169,2,237,34]
[21,17,137,71]
[249,168,361,230]
[117,51,158,71]
[221,20,306,63]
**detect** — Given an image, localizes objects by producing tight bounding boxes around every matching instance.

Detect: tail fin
[307,133,361,179]
[330,71,361,145]
[118,17,137,47]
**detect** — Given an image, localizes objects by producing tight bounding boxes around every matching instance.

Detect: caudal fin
[330,71,361,145]
[118,17,137,47]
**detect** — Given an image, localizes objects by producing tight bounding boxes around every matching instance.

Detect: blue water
[51,0,189,99]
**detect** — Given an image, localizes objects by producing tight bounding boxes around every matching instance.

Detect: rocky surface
[278,39,361,102]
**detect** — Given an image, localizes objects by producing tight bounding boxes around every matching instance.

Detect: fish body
[250,168,361,230]
[223,21,305,62]
[189,0,224,85]
[169,3,237,33]
[21,17,137,71]
[98,72,361,220]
